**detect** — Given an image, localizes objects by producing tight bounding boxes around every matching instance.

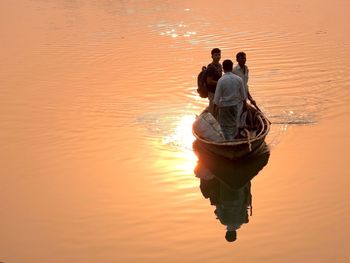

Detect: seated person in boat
[213,59,247,140]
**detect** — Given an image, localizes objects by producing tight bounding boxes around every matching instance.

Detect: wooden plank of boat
[192,106,270,160]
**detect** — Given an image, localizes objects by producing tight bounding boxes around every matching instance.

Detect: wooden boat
[192,105,270,160]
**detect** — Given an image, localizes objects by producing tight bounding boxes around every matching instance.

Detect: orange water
[1,0,350,262]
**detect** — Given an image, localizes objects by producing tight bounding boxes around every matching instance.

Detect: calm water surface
[1,0,350,262]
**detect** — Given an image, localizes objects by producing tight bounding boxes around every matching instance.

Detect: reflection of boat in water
[193,140,270,190]
[193,141,270,242]
[192,106,270,160]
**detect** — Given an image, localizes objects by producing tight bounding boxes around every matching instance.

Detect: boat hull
[192,106,270,160]
[195,136,266,160]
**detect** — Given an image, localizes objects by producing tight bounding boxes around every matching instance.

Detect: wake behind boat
[192,105,270,160]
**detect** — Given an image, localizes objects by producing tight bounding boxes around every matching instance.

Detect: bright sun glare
[162,114,198,174]
[162,114,196,150]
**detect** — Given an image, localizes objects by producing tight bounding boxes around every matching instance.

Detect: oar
[250,99,271,125]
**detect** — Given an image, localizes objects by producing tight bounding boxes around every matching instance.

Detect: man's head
[211,48,221,63]
[236,52,246,67]
[225,230,237,242]
[222,59,233,72]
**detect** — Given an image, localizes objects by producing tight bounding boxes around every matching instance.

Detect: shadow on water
[193,140,270,242]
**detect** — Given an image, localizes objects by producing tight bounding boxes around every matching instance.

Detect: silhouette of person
[196,175,251,242]
[206,48,223,115]
[214,181,252,242]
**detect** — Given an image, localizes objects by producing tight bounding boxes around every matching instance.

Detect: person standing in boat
[213,59,247,140]
[232,52,255,105]
[206,48,223,115]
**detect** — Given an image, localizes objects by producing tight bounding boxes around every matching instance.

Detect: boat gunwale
[192,111,270,146]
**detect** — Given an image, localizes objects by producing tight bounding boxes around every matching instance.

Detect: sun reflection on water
[162,114,196,151]
[161,114,198,186]
[156,21,197,39]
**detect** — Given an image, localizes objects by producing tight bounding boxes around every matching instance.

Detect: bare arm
[247,91,255,104]
[206,76,217,86]
[213,79,222,106]
[246,87,256,105]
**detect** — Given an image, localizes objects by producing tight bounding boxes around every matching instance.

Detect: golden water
[1,0,349,262]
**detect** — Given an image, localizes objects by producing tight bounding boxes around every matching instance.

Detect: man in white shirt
[214,59,247,140]
[232,52,255,105]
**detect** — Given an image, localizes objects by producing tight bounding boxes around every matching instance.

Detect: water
[1,0,350,262]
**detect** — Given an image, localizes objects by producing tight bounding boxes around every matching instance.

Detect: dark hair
[211,48,221,55]
[236,52,246,60]
[222,59,233,71]
[225,230,237,242]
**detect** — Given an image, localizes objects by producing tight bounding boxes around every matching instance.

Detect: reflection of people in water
[193,140,270,242]
[198,176,251,242]
[217,181,251,242]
